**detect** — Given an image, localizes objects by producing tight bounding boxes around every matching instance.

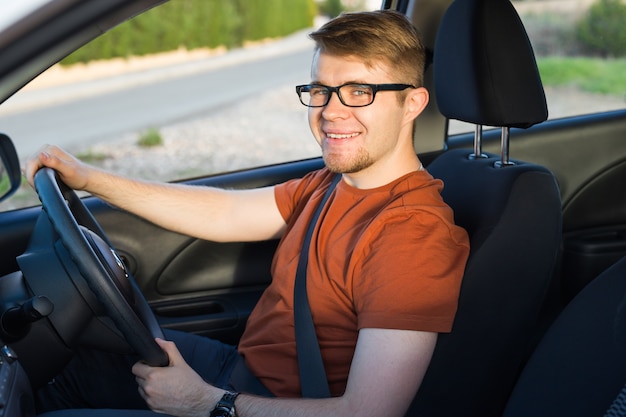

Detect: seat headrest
[434,0,548,129]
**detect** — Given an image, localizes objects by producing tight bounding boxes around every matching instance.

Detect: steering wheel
[32,167,169,367]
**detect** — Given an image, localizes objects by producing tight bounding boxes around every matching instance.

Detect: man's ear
[405,87,429,121]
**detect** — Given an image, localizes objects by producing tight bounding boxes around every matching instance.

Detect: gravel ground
[79,84,321,182]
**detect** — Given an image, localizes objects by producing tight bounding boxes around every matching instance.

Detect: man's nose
[322,91,349,117]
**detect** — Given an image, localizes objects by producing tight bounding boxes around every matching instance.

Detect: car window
[449,0,626,135]
[6,1,619,211]
[0,0,379,212]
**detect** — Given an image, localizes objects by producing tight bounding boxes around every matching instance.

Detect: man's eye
[310,87,328,96]
[348,86,372,96]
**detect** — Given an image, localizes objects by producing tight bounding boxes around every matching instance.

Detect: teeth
[327,132,358,139]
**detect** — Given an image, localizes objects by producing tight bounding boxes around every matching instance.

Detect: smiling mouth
[326,132,359,139]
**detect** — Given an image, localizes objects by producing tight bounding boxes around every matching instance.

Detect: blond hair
[309,10,426,88]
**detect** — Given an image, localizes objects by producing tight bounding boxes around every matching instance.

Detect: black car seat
[502,255,626,416]
[405,0,563,416]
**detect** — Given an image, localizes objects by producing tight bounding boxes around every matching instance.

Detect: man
[27,10,469,417]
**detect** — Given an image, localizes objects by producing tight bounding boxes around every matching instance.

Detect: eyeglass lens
[302,84,374,107]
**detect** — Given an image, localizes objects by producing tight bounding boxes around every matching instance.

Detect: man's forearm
[86,169,285,242]
[226,391,350,417]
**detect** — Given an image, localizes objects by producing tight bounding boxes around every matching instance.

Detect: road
[0,32,314,159]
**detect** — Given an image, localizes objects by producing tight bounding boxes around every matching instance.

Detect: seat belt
[605,382,626,416]
[294,173,341,398]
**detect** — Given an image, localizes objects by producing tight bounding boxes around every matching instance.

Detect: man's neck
[342,154,422,189]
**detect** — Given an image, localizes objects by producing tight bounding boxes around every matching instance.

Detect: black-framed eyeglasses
[295,83,416,108]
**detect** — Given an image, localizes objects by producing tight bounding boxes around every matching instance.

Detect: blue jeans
[36,329,269,416]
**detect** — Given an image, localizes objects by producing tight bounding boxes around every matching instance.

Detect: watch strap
[210,391,240,417]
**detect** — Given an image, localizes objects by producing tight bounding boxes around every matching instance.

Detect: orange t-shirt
[237,168,469,397]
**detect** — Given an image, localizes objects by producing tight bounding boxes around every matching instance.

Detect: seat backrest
[406,1,562,416]
[502,255,626,416]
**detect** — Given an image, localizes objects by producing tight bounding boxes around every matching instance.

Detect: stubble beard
[322,146,373,174]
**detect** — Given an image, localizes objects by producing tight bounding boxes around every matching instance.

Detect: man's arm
[24,145,287,242]
[134,328,437,417]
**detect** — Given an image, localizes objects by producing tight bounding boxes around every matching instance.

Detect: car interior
[0,0,625,416]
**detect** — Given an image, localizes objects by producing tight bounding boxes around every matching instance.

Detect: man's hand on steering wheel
[25,144,91,190]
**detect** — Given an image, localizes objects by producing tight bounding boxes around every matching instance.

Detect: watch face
[211,391,238,417]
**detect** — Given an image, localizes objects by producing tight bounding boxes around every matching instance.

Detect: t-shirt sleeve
[274,170,333,223]
[353,208,469,333]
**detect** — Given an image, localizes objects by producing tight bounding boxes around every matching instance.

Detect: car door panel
[446,110,626,301]
[89,158,323,343]
[0,207,40,276]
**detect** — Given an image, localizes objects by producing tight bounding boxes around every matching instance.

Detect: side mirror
[0,133,21,203]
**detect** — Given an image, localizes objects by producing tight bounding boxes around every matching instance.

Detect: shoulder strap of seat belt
[605,381,626,416]
[294,173,341,398]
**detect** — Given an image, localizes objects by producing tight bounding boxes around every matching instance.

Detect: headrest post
[469,124,488,160]
[495,126,515,168]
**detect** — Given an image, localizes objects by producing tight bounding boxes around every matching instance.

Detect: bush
[318,0,344,18]
[577,0,626,57]
[62,0,317,65]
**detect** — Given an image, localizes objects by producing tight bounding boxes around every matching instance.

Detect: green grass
[76,150,109,163]
[537,56,626,95]
[137,128,163,147]
[0,179,41,211]
[0,173,10,197]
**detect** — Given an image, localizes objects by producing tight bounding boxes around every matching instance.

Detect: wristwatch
[209,391,240,417]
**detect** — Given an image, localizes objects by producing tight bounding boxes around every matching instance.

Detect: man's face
[308,51,411,177]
